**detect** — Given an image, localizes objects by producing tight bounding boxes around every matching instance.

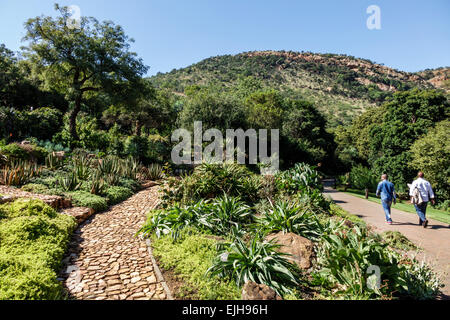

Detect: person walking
[376,174,396,224]
[409,171,435,228]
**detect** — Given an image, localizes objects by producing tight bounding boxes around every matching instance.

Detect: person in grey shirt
[409,171,435,228]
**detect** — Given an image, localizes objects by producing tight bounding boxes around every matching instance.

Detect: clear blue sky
[1,0,449,76]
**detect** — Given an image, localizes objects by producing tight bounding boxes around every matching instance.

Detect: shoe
[386,221,392,225]
[419,219,423,226]
[423,220,428,228]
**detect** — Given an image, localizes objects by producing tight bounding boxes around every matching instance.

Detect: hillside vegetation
[150,51,442,126]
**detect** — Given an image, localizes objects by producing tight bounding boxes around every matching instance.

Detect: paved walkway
[60,186,168,300]
[324,187,450,297]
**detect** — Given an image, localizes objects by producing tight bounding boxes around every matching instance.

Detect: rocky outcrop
[241,281,282,300]
[265,232,315,270]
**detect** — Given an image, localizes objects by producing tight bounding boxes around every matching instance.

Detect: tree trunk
[135,120,142,136]
[69,94,82,141]
[365,188,369,199]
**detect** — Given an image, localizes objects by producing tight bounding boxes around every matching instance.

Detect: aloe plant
[57,173,81,191]
[0,160,42,186]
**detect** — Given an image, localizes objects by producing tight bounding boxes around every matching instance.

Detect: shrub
[349,164,378,194]
[21,183,51,195]
[105,186,134,205]
[66,191,108,212]
[118,178,141,192]
[161,163,261,206]
[0,199,76,300]
[125,135,149,163]
[0,143,47,163]
[140,163,163,180]
[0,143,28,160]
[258,199,322,241]
[0,198,57,219]
[275,162,322,194]
[207,235,300,296]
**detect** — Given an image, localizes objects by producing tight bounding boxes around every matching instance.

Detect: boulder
[265,232,314,270]
[241,281,282,300]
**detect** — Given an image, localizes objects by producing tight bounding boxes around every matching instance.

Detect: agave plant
[120,157,140,179]
[207,235,300,296]
[140,163,163,180]
[45,153,63,170]
[97,155,121,176]
[89,170,107,195]
[57,173,81,191]
[0,160,42,186]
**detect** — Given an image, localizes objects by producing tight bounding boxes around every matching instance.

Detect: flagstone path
[59,186,171,300]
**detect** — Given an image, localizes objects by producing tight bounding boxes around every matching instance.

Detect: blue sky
[0,0,449,76]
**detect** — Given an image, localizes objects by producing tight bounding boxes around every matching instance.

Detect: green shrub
[258,199,322,241]
[0,198,57,219]
[161,163,261,206]
[349,164,378,193]
[0,143,29,160]
[0,143,47,163]
[66,191,108,212]
[275,162,323,194]
[105,186,134,205]
[21,183,51,194]
[118,178,141,192]
[207,235,300,296]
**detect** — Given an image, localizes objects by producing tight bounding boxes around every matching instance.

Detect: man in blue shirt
[376,174,396,224]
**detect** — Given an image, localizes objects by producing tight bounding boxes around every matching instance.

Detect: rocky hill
[149,50,443,126]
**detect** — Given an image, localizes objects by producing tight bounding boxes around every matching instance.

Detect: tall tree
[22,4,148,140]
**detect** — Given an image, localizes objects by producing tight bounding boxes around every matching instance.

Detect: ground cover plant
[0,199,76,299]
[141,162,443,300]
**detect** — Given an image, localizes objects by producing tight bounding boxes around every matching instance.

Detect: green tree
[22,4,148,141]
[368,89,449,189]
[410,120,450,201]
[245,90,284,129]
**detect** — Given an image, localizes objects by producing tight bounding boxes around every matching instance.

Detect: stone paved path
[60,186,168,300]
[324,187,450,297]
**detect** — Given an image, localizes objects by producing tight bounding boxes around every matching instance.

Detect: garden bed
[140,163,444,300]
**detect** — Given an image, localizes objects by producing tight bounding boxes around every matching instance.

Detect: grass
[338,187,450,225]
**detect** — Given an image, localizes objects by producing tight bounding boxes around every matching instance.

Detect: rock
[265,232,314,269]
[241,281,282,300]
[53,151,65,160]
